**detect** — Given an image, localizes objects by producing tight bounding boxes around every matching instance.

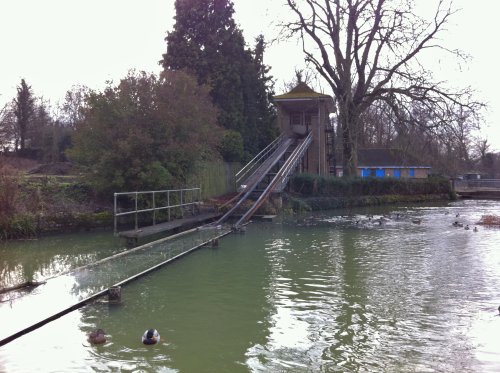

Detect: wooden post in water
[108,286,122,303]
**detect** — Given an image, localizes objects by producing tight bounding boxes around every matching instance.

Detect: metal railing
[235,134,286,186]
[454,179,500,190]
[273,132,313,192]
[114,188,201,235]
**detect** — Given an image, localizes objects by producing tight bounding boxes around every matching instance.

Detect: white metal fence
[454,179,500,190]
[113,188,201,235]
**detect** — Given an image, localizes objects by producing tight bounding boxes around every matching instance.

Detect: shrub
[0,160,19,221]
[0,214,37,240]
[477,215,500,226]
[219,130,244,162]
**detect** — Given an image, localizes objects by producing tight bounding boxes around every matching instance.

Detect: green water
[1,200,500,372]
[0,231,124,288]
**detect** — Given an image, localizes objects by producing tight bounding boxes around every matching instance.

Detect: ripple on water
[247,201,500,372]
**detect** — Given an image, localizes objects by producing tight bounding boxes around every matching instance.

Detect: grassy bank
[0,175,113,239]
[0,157,113,239]
[0,157,239,240]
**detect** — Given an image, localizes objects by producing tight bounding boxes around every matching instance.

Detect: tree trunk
[20,133,25,151]
[339,102,359,177]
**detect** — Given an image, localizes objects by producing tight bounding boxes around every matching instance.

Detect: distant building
[357,148,431,178]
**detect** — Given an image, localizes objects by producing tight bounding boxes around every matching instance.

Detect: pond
[1,199,500,372]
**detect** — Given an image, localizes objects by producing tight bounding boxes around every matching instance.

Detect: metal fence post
[152,191,156,225]
[181,190,184,218]
[135,192,138,231]
[167,190,170,221]
[192,189,195,215]
[114,193,117,236]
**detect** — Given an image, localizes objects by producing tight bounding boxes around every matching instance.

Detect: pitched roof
[274,82,332,100]
[357,148,431,168]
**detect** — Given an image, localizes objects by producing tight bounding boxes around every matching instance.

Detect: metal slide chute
[215,135,296,225]
[234,132,313,228]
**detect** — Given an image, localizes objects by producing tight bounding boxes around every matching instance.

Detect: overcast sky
[1,0,499,151]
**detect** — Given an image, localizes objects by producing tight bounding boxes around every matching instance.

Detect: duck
[474,226,478,232]
[88,329,107,344]
[142,328,160,345]
[452,221,463,228]
[464,225,470,230]
[411,218,422,224]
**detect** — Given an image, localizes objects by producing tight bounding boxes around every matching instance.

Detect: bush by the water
[289,173,452,197]
[477,215,500,226]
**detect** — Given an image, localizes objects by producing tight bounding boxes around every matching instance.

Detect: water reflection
[0,231,124,290]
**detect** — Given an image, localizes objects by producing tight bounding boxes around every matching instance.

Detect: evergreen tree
[249,35,277,152]
[13,79,35,152]
[30,99,53,159]
[161,0,276,161]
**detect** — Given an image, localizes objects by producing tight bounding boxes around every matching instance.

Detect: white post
[135,192,138,230]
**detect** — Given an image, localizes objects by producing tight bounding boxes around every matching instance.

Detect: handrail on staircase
[235,134,286,186]
[274,132,313,192]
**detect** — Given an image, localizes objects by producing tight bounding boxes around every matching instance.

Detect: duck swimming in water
[88,329,107,344]
[142,328,160,345]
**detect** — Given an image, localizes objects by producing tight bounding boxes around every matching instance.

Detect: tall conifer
[161,0,276,160]
[13,79,35,152]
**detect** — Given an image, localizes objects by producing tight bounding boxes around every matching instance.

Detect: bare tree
[0,102,16,151]
[283,0,484,176]
[58,85,90,128]
[282,68,318,92]
[472,137,490,161]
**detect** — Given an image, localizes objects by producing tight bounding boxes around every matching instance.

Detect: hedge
[289,173,452,197]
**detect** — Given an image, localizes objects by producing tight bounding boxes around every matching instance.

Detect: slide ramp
[215,136,295,225]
